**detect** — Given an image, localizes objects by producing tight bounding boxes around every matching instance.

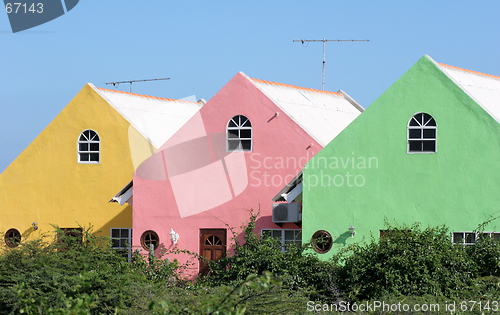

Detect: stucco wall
[303,55,500,259]
[0,84,138,245]
[133,73,322,272]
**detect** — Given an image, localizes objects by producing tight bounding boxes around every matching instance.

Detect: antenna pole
[322,38,326,90]
[105,78,171,93]
[293,38,369,90]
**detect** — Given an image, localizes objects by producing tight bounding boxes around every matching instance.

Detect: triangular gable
[91,85,204,149]
[246,73,363,146]
[430,56,500,124]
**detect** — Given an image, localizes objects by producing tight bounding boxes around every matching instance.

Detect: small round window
[312,230,333,254]
[141,230,159,251]
[5,229,21,248]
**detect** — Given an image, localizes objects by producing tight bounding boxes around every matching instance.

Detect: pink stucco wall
[132,73,322,275]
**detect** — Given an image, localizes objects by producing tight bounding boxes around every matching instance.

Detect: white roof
[432,56,500,124]
[91,84,204,148]
[246,74,363,146]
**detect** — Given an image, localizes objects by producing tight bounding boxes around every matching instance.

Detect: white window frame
[407,112,437,154]
[227,115,252,152]
[261,229,302,252]
[111,228,132,262]
[78,130,100,164]
[452,231,500,245]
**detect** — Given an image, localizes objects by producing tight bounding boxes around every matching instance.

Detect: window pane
[262,230,271,237]
[111,229,120,238]
[423,129,436,139]
[409,117,420,126]
[80,153,89,161]
[228,140,240,151]
[453,233,463,244]
[242,118,251,127]
[228,119,237,127]
[285,230,294,240]
[423,114,436,126]
[465,233,475,244]
[295,230,302,240]
[477,232,489,240]
[409,141,422,152]
[120,239,128,247]
[241,140,251,151]
[112,239,120,248]
[90,143,99,151]
[240,129,251,139]
[422,140,435,152]
[414,113,423,125]
[79,143,88,151]
[227,129,239,138]
[121,229,129,238]
[409,129,421,139]
[272,230,282,239]
[89,153,99,162]
[84,130,90,139]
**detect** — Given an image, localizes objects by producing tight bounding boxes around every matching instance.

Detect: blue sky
[1,1,499,172]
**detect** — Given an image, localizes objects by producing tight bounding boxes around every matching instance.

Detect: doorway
[199,229,226,276]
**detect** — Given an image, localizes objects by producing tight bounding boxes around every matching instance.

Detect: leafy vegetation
[2,214,500,314]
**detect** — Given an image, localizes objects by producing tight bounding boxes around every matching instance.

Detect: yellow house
[0,84,203,255]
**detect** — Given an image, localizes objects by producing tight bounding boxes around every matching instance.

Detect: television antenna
[293,38,369,90]
[105,77,170,93]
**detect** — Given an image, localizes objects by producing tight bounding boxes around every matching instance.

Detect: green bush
[0,226,159,314]
[201,209,336,302]
[331,223,500,300]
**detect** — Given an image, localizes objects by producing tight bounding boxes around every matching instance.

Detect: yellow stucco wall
[0,84,150,245]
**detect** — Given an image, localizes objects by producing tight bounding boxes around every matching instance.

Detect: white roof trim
[89,84,204,149]
[243,72,363,147]
[428,55,500,125]
[272,172,302,202]
[283,181,302,203]
[110,181,133,206]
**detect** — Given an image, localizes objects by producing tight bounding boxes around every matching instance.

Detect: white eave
[246,73,363,147]
[272,172,303,203]
[90,84,204,149]
[110,181,133,206]
[430,56,500,124]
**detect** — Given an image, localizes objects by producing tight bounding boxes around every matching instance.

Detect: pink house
[129,72,363,275]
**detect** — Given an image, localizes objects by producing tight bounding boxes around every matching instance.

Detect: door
[199,229,226,276]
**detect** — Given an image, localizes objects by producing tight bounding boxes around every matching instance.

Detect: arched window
[408,113,436,153]
[227,115,252,151]
[78,130,100,163]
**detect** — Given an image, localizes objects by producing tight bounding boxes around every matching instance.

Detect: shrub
[0,226,149,314]
[201,209,336,301]
[332,223,481,300]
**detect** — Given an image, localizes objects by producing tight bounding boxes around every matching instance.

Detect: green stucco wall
[303,55,500,259]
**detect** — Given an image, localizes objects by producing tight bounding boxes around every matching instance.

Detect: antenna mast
[293,38,369,90]
[105,78,170,93]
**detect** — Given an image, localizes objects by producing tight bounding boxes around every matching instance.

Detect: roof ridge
[95,87,201,103]
[438,63,500,80]
[250,78,343,96]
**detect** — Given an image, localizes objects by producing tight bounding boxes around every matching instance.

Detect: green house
[299,55,500,258]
